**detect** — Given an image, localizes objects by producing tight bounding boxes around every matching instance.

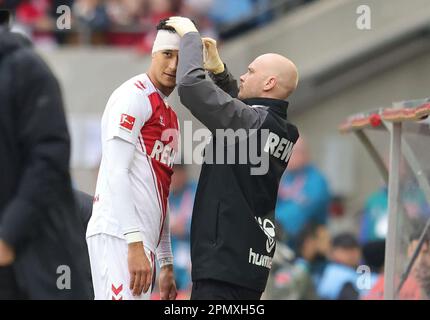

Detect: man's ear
[263,76,276,92]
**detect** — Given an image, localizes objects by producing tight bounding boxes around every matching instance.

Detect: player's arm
[105,138,152,295]
[105,90,153,295]
[167,17,265,132]
[156,207,177,300]
[203,37,239,98]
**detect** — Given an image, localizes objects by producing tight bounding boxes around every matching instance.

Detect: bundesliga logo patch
[120,114,135,131]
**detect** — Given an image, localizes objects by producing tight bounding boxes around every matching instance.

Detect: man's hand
[165,16,198,37]
[158,264,177,300]
[128,242,152,296]
[202,37,225,74]
[0,239,15,266]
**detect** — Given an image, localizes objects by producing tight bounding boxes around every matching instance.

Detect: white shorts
[87,234,155,300]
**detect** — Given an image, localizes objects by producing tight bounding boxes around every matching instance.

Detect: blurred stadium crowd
[1,0,316,51]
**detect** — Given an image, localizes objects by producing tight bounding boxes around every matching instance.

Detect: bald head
[238,53,298,100]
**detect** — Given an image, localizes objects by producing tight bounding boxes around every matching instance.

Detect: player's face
[150,50,178,94]
[238,59,266,99]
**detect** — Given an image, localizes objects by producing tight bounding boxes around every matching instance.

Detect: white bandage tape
[152,30,181,54]
[158,257,174,268]
[124,231,143,244]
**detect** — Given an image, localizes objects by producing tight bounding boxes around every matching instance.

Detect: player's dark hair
[157,18,176,33]
[156,18,198,33]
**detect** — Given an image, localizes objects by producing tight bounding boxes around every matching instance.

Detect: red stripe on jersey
[141,92,179,159]
[150,252,156,290]
[134,82,143,90]
[137,80,146,89]
[147,92,163,113]
[138,135,145,153]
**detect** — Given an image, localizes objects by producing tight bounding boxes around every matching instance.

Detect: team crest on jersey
[120,114,135,131]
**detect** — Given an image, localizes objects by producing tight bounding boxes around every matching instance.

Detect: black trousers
[191,279,262,300]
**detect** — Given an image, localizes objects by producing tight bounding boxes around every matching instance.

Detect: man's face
[150,49,178,92]
[238,59,267,99]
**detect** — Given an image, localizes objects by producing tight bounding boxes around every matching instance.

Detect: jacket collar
[241,97,289,118]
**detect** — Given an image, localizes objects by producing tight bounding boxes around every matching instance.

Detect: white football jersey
[86,73,179,254]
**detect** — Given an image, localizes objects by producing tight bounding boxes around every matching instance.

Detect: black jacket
[177,33,299,292]
[0,31,92,299]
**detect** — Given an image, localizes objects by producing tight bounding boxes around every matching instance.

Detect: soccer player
[86,20,180,300]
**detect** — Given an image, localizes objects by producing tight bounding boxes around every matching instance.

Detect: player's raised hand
[202,37,225,74]
[165,16,198,37]
[158,264,177,300]
[127,242,152,296]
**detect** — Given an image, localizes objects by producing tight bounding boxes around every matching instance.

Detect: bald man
[167,17,299,300]
[238,53,298,101]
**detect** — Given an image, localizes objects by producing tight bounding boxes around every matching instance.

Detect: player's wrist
[158,257,174,268]
[125,231,143,244]
[213,63,225,75]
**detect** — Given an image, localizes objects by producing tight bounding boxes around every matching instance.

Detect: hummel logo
[112,284,123,300]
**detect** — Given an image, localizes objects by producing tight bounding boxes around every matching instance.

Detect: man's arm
[202,37,239,97]
[156,209,177,300]
[0,48,72,250]
[176,32,266,132]
[105,138,152,296]
[105,138,142,239]
[209,66,239,98]
[156,206,173,265]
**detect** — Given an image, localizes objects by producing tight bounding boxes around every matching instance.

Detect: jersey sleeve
[156,205,173,264]
[106,88,152,144]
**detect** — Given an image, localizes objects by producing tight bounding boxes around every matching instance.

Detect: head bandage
[152,30,181,54]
